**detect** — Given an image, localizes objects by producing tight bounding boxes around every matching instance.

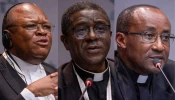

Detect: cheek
[49,33,52,41]
[102,36,111,50]
[164,45,170,58]
[13,33,33,47]
[103,34,111,43]
[68,38,83,53]
[127,40,150,60]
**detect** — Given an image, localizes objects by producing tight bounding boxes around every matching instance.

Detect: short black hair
[116,4,159,32]
[61,1,110,35]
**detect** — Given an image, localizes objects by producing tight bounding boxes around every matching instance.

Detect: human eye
[73,26,88,35]
[143,32,155,40]
[161,33,170,41]
[43,24,52,31]
[95,24,109,33]
[23,23,37,30]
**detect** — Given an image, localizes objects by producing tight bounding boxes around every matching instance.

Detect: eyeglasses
[72,24,110,39]
[7,22,55,32]
[122,31,175,45]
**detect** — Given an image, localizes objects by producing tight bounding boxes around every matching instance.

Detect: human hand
[50,72,58,100]
[26,72,58,97]
[54,87,58,100]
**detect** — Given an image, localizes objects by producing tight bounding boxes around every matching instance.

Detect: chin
[32,50,49,57]
[86,56,105,65]
[148,68,161,74]
[34,55,45,58]
[32,53,47,61]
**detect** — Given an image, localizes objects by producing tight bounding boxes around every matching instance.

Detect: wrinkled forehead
[70,9,109,26]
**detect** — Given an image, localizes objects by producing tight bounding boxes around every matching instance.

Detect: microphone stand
[157,64,175,93]
[79,78,93,100]
[79,85,89,100]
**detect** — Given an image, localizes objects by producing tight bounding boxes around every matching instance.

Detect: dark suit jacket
[0,55,57,100]
[58,59,124,100]
[115,55,175,100]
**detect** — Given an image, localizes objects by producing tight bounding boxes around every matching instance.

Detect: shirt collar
[10,53,41,72]
[137,75,148,83]
[73,59,109,82]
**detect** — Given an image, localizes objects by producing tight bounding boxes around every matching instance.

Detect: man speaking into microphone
[58,1,123,100]
[115,4,175,100]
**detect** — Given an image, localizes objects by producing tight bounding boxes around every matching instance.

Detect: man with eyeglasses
[58,1,123,100]
[115,4,175,100]
[0,2,58,100]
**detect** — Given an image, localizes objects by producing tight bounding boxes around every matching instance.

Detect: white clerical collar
[10,53,41,71]
[137,75,148,83]
[74,60,109,82]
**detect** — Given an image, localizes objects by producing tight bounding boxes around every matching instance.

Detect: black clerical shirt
[73,60,115,100]
[125,66,153,100]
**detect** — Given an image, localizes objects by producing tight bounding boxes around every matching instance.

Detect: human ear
[115,32,127,48]
[60,34,69,50]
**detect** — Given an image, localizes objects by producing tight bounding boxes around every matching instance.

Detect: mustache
[148,52,165,59]
[86,39,99,44]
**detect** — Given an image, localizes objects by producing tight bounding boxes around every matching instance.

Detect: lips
[149,55,164,65]
[35,38,50,46]
[86,45,102,53]
[149,55,164,60]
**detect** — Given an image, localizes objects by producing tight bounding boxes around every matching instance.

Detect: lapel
[152,73,173,100]
[61,61,82,100]
[109,59,125,100]
[41,62,56,75]
[0,56,26,94]
[116,57,138,100]
[116,56,174,100]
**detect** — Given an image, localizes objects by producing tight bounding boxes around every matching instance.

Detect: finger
[50,72,58,78]
[55,96,58,100]
[55,86,58,90]
[53,89,58,100]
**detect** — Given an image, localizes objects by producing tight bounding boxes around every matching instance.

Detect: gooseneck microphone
[79,78,93,100]
[153,58,175,93]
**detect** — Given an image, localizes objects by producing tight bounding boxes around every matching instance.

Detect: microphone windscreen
[85,78,93,87]
[153,58,161,66]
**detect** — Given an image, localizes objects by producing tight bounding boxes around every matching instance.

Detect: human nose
[152,36,165,52]
[85,27,97,40]
[36,24,47,36]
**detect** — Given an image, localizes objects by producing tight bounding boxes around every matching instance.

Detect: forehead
[8,4,49,24]
[130,7,171,32]
[70,9,109,26]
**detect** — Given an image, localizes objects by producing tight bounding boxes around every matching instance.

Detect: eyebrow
[73,20,109,28]
[94,19,109,25]
[145,26,170,33]
[145,26,156,31]
[162,30,170,33]
[73,22,89,28]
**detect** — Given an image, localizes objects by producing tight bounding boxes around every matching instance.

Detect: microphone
[153,58,175,93]
[79,78,93,100]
